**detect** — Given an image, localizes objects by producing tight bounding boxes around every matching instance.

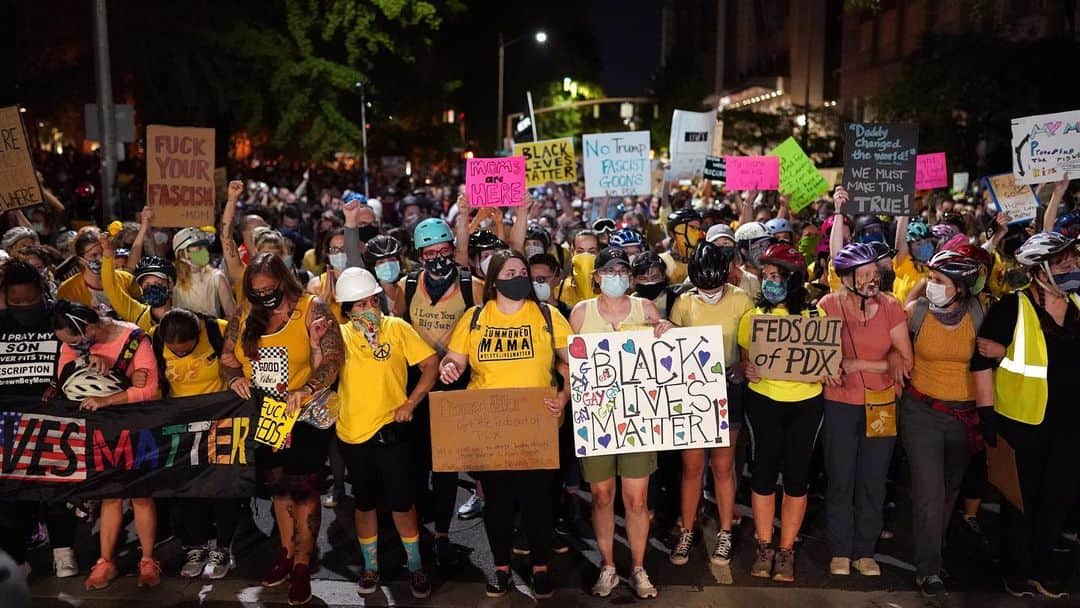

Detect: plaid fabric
[906,386,984,454]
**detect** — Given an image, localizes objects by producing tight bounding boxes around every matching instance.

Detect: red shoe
[261,548,293,587]
[84,558,118,590]
[137,557,162,588]
[288,563,312,606]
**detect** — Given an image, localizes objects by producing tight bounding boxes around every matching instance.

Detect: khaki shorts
[579,451,658,483]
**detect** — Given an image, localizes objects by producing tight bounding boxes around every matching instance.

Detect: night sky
[586,0,664,96]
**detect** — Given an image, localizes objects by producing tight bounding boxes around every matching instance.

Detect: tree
[533,79,606,140]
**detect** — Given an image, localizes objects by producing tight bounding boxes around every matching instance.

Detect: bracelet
[228,376,245,388]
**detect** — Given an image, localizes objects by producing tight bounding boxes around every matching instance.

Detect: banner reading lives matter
[842,122,918,216]
[513,138,577,187]
[568,326,729,457]
[146,124,216,227]
[0,391,256,501]
[0,105,44,212]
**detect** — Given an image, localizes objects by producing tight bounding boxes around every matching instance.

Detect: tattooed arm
[304,297,344,393]
[221,181,246,284]
[219,313,251,399]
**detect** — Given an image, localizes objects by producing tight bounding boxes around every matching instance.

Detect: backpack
[403,268,474,324]
[908,297,984,342]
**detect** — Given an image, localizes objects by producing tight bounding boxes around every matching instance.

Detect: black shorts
[339,423,415,512]
[256,422,333,477]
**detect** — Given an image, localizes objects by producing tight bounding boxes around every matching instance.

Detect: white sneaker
[829,556,851,575]
[180,546,209,578]
[53,547,78,578]
[630,567,658,599]
[853,557,881,576]
[457,491,484,519]
[591,565,619,597]
[204,548,232,579]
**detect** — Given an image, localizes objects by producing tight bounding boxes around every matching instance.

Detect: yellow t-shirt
[58,267,141,315]
[671,286,753,367]
[337,316,435,444]
[302,248,325,276]
[234,294,317,398]
[400,272,486,354]
[737,304,826,402]
[659,251,688,284]
[159,319,229,398]
[892,256,927,305]
[447,300,571,390]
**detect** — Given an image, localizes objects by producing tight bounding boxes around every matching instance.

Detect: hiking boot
[288,563,312,605]
[180,546,209,578]
[52,547,78,578]
[853,557,881,576]
[750,542,774,578]
[591,565,619,597]
[630,567,658,599]
[137,557,162,588]
[772,548,795,582]
[532,569,553,599]
[84,558,118,590]
[410,568,431,599]
[261,547,293,587]
[669,528,695,565]
[485,569,512,597]
[205,548,231,579]
[829,556,851,575]
[918,574,947,598]
[457,491,484,520]
[710,530,733,565]
[357,569,380,595]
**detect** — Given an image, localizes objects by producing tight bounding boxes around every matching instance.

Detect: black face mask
[253,288,284,309]
[424,255,456,281]
[355,225,379,243]
[495,276,531,301]
[7,303,49,327]
[635,281,667,301]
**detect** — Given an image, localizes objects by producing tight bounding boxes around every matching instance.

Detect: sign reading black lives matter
[842,122,918,216]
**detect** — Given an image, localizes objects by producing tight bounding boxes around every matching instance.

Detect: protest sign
[748,315,843,382]
[254,394,300,451]
[769,137,829,213]
[0,106,44,212]
[987,437,1024,512]
[513,138,576,187]
[1010,110,1080,185]
[568,326,729,457]
[984,173,1040,224]
[953,172,970,193]
[0,391,255,501]
[429,387,558,472]
[0,328,59,392]
[146,124,216,227]
[668,110,715,180]
[842,122,918,215]
[465,156,527,207]
[583,131,651,198]
[724,156,780,190]
[915,152,948,190]
[703,155,726,181]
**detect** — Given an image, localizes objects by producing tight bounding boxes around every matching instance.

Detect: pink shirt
[818,293,905,405]
[57,320,160,403]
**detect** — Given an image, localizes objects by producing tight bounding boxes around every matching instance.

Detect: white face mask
[925,281,954,308]
[479,255,492,277]
[525,244,545,259]
[533,281,552,302]
[697,288,724,304]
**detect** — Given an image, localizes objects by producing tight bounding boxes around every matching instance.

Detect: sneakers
[961,514,983,535]
[485,569,512,598]
[853,557,881,576]
[409,568,431,599]
[52,547,79,578]
[288,563,312,605]
[1028,575,1069,599]
[84,557,118,590]
[532,569,553,599]
[261,548,293,587]
[710,530,733,566]
[551,533,570,555]
[591,565,619,597]
[772,548,795,582]
[669,528,695,565]
[137,557,162,588]
[630,567,658,599]
[357,569,380,595]
[180,546,209,578]
[1003,575,1037,598]
[750,542,774,578]
[321,493,339,508]
[512,529,531,556]
[457,491,484,520]
[205,548,231,579]
[829,556,851,575]
[918,574,947,598]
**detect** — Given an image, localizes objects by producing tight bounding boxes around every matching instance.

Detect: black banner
[0,391,256,501]
[842,122,919,216]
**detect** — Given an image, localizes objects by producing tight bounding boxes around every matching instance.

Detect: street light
[354,81,370,198]
[497,30,547,151]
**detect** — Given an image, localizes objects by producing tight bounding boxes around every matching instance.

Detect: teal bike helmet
[413,218,454,249]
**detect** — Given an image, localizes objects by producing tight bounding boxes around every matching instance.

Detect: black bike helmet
[468,230,505,257]
[366,234,403,260]
[525,225,552,251]
[133,256,176,283]
[688,241,733,291]
[666,207,701,235]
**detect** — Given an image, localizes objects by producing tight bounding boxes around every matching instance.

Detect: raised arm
[830,186,849,260]
[220,180,246,284]
[1042,177,1071,233]
[508,194,533,254]
[126,207,153,271]
[454,194,471,268]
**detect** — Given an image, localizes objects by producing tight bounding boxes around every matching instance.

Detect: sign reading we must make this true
[568,326,729,457]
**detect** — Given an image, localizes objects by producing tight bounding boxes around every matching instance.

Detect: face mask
[600,275,630,298]
[424,255,456,280]
[747,240,770,269]
[925,281,955,308]
[142,284,171,307]
[635,281,666,300]
[797,235,820,261]
[72,333,95,353]
[328,252,348,270]
[911,241,935,263]
[375,261,400,283]
[859,232,886,245]
[349,309,381,348]
[879,269,896,293]
[762,279,788,304]
[254,287,284,309]
[8,303,48,327]
[532,281,552,302]
[525,244,545,259]
[698,289,724,304]
[495,276,531,301]
[972,272,988,295]
[188,248,211,267]
[84,259,102,274]
[479,255,493,278]
[355,225,379,243]
[1052,270,1080,293]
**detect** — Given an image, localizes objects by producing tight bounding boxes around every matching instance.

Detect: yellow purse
[864,386,897,438]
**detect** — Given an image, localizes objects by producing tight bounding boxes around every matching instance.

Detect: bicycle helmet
[734,221,769,244]
[343,191,367,205]
[62,363,125,401]
[868,241,896,261]
[759,243,807,273]
[945,242,992,270]
[833,243,880,275]
[525,225,552,251]
[1014,231,1077,268]
[931,223,960,242]
[928,250,983,291]
[413,218,453,249]
[609,228,646,249]
[688,241,734,290]
[468,230,505,257]
[133,256,176,283]
[906,221,931,242]
[366,234,403,260]
[765,218,793,237]
[667,208,701,234]
[853,215,883,238]
[1054,211,1080,238]
[631,251,668,277]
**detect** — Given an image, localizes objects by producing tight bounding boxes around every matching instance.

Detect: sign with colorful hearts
[568,326,729,456]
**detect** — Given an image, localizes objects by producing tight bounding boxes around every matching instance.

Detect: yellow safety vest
[994,291,1080,425]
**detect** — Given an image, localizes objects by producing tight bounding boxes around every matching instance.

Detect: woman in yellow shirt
[439,249,570,600]
[98,234,175,331]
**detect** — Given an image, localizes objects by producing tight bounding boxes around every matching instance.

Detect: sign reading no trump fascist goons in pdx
[583,131,651,199]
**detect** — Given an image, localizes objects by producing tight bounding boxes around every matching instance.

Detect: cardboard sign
[146,124,216,227]
[984,173,1040,223]
[429,387,558,472]
[568,326,730,456]
[769,137,829,213]
[583,131,651,198]
[703,155,726,181]
[842,122,919,216]
[953,172,970,193]
[748,315,843,382]
[0,106,44,212]
[513,138,576,187]
[1010,109,1080,185]
[668,110,715,180]
[724,156,780,190]
[987,436,1024,513]
[465,156,527,207]
[915,152,948,190]
[254,395,300,451]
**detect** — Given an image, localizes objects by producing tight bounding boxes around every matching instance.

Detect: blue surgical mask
[762,279,788,304]
[328,252,348,270]
[911,241,935,263]
[600,275,630,298]
[533,281,552,302]
[375,260,401,283]
[1052,270,1080,293]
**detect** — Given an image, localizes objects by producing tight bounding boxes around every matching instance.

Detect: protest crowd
[2,113,1080,606]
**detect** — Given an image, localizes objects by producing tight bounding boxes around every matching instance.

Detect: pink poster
[915,153,948,190]
[723,156,780,190]
[466,156,527,207]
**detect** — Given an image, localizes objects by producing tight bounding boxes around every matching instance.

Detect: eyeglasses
[251,282,281,297]
[328,247,346,255]
[420,246,454,261]
[598,269,630,278]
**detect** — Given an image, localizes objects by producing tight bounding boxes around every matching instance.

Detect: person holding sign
[220,253,344,606]
[818,243,912,579]
[669,241,753,568]
[568,247,672,599]
[439,249,571,600]
[736,243,825,584]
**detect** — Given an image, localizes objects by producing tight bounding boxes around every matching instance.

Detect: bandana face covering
[350,309,381,349]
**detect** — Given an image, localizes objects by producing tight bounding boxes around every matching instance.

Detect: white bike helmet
[734,221,769,244]
[1014,232,1076,268]
[61,363,125,401]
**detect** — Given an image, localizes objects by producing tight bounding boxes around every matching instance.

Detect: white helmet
[734,221,769,244]
[61,363,125,401]
[172,227,212,254]
[335,267,382,302]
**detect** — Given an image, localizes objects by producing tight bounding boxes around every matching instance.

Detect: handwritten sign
[668,110,715,180]
[842,122,918,216]
[254,395,300,451]
[568,326,729,456]
[703,155,726,181]
[465,156,526,207]
[583,131,651,199]
[915,152,948,190]
[724,156,780,190]
[748,315,842,382]
[984,173,1040,224]
[769,137,829,213]
[513,138,576,187]
[429,387,558,471]
[146,124,216,227]
[0,106,44,212]
[1010,110,1080,185]
[953,172,970,193]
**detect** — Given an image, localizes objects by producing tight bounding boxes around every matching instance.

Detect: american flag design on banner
[0,411,87,482]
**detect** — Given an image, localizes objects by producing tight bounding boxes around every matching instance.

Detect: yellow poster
[254,395,300,450]
[513,137,576,187]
